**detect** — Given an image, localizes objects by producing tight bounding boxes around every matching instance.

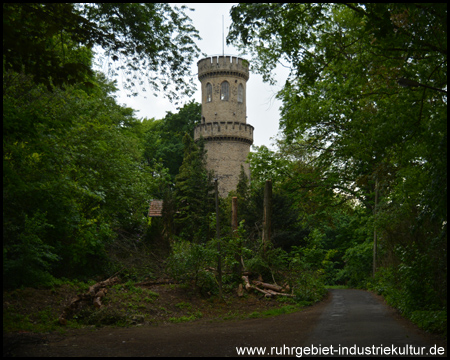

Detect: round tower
[194,56,254,196]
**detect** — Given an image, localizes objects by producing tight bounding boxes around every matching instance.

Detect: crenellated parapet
[197,56,249,82]
[194,121,254,145]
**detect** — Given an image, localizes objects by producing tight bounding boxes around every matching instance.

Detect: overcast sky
[100,3,290,149]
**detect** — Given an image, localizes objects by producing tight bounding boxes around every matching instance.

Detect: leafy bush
[291,271,327,304]
[370,249,447,336]
[410,311,447,337]
[245,244,288,282]
[166,240,218,294]
[336,240,373,288]
[3,211,59,289]
[166,224,328,304]
[288,247,327,303]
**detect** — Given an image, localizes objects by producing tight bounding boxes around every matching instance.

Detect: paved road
[7,289,446,357]
[304,289,446,357]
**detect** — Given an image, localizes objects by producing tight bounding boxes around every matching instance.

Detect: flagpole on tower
[222,15,224,56]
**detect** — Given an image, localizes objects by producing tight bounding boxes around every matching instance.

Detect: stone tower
[194,56,254,196]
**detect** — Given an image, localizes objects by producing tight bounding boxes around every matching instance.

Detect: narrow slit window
[237,83,244,103]
[206,83,212,102]
[221,81,229,101]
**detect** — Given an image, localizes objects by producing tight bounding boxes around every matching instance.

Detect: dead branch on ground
[240,275,294,298]
[58,276,121,325]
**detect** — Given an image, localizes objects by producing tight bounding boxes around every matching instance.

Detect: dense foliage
[228,3,447,334]
[142,101,202,181]
[3,71,155,287]
[3,3,201,101]
[3,3,201,287]
[3,2,446,336]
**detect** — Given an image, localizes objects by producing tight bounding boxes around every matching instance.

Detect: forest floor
[4,286,447,357]
[3,279,314,356]
[4,283,447,357]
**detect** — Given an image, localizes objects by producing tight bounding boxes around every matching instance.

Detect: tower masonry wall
[198,56,249,124]
[204,140,251,197]
[194,55,253,196]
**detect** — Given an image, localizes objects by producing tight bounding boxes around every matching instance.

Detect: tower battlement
[194,121,254,145]
[197,56,249,82]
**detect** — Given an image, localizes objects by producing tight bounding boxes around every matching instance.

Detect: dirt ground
[4,295,331,357]
[3,280,321,356]
[4,288,446,357]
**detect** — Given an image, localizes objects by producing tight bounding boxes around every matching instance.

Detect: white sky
[102,3,290,149]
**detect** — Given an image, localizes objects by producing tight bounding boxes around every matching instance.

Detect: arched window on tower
[206,83,212,102]
[220,81,229,101]
[237,83,244,103]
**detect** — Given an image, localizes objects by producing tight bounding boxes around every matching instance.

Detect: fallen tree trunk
[242,276,274,298]
[265,289,295,297]
[59,276,120,325]
[242,276,295,298]
[242,275,253,292]
[252,280,284,292]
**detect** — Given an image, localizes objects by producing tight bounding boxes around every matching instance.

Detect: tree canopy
[3,3,204,287]
[228,2,447,326]
[142,101,202,181]
[228,2,447,229]
[3,3,201,100]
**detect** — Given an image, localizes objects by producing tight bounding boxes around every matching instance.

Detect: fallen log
[242,276,295,298]
[242,276,273,298]
[264,289,295,298]
[237,283,244,297]
[59,276,120,325]
[252,280,284,292]
[252,286,273,298]
[242,275,252,291]
[88,277,120,297]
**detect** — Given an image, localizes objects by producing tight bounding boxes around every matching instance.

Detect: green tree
[3,71,159,284]
[229,3,447,323]
[174,135,214,243]
[3,2,204,287]
[229,2,446,215]
[3,3,202,287]
[3,3,201,100]
[143,101,201,181]
[248,145,292,189]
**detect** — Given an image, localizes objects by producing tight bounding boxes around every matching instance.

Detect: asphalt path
[7,289,446,357]
[303,289,446,357]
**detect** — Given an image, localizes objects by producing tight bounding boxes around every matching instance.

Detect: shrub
[166,240,218,294]
[288,247,327,303]
[3,211,59,289]
[410,311,447,336]
[336,240,373,288]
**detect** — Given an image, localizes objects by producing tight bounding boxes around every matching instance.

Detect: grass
[325,285,349,289]
[175,302,192,310]
[247,305,301,319]
[169,311,203,323]
[3,280,325,332]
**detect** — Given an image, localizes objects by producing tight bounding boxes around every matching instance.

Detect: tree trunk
[242,276,294,298]
[262,180,272,255]
[59,276,120,325]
